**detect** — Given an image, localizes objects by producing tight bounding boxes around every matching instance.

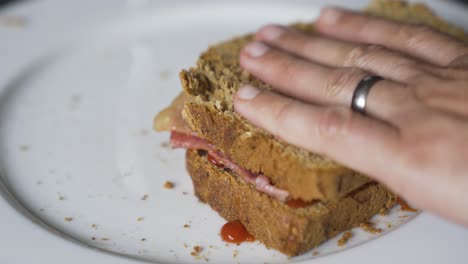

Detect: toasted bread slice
[180,0,468,202]
[186,149,396,256]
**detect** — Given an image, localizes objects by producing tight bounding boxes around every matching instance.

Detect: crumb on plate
[160,141,170,148]
[360,222,383,234]
[337,231,353,247]
[379,207,388,216]
[164,181,175,189]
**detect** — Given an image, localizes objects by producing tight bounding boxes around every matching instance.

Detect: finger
[240,41,421,124]
[448,54,468,69]
[255,24,426,83]
[315,7,468,66]
[414,79,468,117]
[233,84,400,183]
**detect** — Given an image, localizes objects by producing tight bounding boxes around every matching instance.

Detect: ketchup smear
[396,197,418,212]
[285,198,318,208]
[221,220,255,244]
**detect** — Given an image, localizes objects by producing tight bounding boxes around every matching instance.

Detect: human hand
[233,7,468,226]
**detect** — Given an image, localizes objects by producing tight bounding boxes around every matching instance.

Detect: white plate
[0,0,467,263]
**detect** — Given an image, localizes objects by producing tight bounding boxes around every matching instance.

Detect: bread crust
[186,149,396,256]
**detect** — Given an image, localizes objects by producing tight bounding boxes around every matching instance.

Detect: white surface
[0,0,467,263]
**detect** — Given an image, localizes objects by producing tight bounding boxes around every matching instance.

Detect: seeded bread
[186,149,396,256]
[180,0,468,201]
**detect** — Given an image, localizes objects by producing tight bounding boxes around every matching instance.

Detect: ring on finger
[351,75,383,114]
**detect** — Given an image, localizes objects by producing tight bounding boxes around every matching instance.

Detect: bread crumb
[164,181,175,189]
[397,197,418,212]
[184,224,190,228]
[312,251,319,256]
[337,231,353,247]
[141,194,149,200]
[137,217,144,222]
[91,224,98,229]
[233,250,238,258]
[19,145,30,151]
[214,100,222,110]
[387,223,392,229]
[0,16,27,28]
[183,243,188,248]
[64,217,73,222]
[399,215,409,219]
[182,191,188,195]
[58,196,66,201]
[101,237,110,241]
[160,141,170,148]
[141,238,147,242]
[239,131,253,139]
[160,69,171,80]
[190,245,203,257]
[69,93,82,110]
[379,207,388,216]
[360,222,383,234]
[194,245,203,252]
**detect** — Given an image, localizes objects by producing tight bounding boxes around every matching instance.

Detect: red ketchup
[221,220,255,244]
[396,197,418,212]
[285,198,318,208]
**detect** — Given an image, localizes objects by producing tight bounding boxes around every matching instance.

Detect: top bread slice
[180,0,468,201]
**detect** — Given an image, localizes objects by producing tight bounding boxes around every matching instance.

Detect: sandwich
[153,0,467,256]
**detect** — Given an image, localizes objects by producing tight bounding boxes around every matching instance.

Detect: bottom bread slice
[186,149,396,256]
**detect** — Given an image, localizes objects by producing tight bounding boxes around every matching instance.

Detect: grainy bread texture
[180,0,468,201]
[186,149,396,256]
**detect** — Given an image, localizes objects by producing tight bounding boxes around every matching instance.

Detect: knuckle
[276,57,298,85]
[344,44,385,67]
[403,66,428,83]
[392,55,430,83]
[402,133,443,171]
[272,98,296,130]
[325,68,364,99]
[449,53,468,68]
[390,87,422,120]
[397,24,435,49]
[317,107,353,139]
[431,64,468,79]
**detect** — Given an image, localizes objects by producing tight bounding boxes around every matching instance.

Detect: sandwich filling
[170,131,289,201]
[154,92,290,202]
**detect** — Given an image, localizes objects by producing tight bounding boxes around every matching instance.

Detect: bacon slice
[170,130,214,150]
[170,131,289,202]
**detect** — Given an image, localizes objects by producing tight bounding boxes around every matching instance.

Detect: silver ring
[351,76,383,114]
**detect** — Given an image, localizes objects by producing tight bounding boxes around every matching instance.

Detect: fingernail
[320,7,343,25]
[237,85,260,100]
[243,41,269,58]
[259,25,285,41]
